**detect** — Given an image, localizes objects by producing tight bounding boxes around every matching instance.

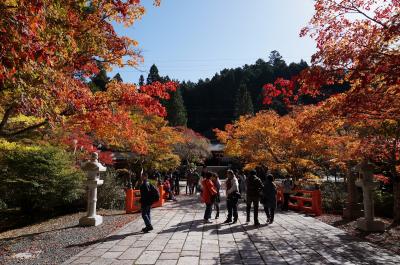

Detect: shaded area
[316,214,400,255]
[0,210,138,265]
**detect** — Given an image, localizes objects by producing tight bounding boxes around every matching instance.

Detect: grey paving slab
[63,195,400,265]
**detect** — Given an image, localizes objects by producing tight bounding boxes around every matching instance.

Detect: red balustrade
[277,189,322,216]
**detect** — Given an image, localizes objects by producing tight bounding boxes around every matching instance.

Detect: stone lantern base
[357,218,385,232]
[79,215,103,226]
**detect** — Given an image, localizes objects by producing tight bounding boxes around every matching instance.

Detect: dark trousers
[227,197,238,221]
[264,207,275,222]
[174,183,180,195]
[246,198,259,223]
[214,203,220,218]
[141,205,152,228]
[283,193,290,211]
[204,203,212,220]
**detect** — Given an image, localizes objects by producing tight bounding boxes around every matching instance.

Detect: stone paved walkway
[63,195,400,265]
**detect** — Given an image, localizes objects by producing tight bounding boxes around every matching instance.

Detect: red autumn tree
[263,0,400,221]
[0,0,177,162]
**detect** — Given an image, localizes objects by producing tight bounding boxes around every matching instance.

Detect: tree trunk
[343,166,362,219]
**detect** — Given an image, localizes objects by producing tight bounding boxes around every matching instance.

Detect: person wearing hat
[245,169,264,225]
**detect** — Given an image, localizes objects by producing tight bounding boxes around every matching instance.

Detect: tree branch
[0,105,15,133]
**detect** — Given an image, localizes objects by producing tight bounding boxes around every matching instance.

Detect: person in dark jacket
[262,174,277,224]
[173,171,180,195]
[139,173,153,233]
[246,170,264,225]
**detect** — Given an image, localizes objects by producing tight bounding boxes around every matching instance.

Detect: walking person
[223,169,239,224]
[262,174,277,224]
[139,173,159,233]
[211,172,221,219]
[282,175,294,211]
[246,169,264,226]
[201,172,218,223]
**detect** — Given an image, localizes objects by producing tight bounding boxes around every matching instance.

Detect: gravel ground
[0,209,138,265]
[316,214,400,255]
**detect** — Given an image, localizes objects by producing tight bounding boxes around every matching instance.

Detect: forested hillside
[180,51,348,137]
[91,51,348,138]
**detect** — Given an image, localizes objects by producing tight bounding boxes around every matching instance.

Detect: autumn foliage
[0,0,180,164]
[258,0,400,220]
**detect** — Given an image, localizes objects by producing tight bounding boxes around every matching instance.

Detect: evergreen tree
[146,64,161,84]
[138,74,145,86]
[89,64,110,92]
[113,73,123,82]
[165,88,187,127]
[234,83,254,119]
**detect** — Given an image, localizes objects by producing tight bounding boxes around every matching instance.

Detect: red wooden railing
[125,185,165,213]
[277,189,322,216]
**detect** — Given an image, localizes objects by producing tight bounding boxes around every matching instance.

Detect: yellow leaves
[0,139,41,152]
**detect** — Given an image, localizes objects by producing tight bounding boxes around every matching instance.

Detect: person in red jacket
[202,172,217,223]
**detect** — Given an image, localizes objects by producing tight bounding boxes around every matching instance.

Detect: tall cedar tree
[234,83,254,119]
[147,64,162,84]
[139,75,145,86]
[165,88,188,127]
[113,73,123,82]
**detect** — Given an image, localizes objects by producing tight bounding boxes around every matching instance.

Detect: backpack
[149,184,160,203]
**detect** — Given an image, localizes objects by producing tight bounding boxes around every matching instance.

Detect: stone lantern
[355,161,385,232]
[79,152,106,226]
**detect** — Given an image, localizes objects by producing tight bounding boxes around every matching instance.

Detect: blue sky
[111,0,316,83]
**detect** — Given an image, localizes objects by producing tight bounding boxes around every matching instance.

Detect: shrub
[97,169,125,210]
[320,181,347,213]
[0,141,85,213]
[374,189,393,218]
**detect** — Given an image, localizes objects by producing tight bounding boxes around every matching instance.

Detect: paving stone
[101,251,123,259]
[177,256,200,265]
[89,257,115,265]
[155,260,178,265]
[180,250,200,256]
[136,250,162,264]
[159,252,180,260]
[118,247,145,260]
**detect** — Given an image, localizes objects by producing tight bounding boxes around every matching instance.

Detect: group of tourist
[201,168,294,225]
[139,166,295,232]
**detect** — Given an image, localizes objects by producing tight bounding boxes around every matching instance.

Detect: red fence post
[125,188,134,213]
[312,190,322,216]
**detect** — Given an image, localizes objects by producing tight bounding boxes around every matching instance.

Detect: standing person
[224,170,239,224]
[237,170,247,202]
[262,174,277,224]
[139,173,157,233]
[201,172,217,223]
[246,169,264,226]
[211,172,221,219]
[193,171,201,194]
[173,171,180,195]
[282,175,294,211]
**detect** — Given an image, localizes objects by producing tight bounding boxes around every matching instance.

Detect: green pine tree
[113,73,123,82]
[234,83,254,119]
[165,88,187,127]
[138,74,145,86]
[89,65,110,92]
[146,64,161,84]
